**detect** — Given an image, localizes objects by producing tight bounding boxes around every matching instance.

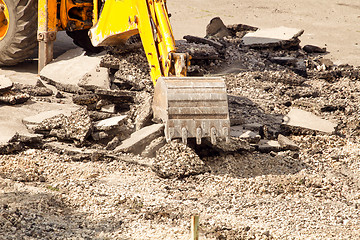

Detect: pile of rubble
[1,17,360,239]
[1,17,360,178]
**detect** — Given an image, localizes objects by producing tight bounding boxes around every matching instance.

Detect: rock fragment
[257,140,282,153]
[0,75,13,94]
[278,134,299,151]
[303,44,326,53]
[135,93,153,131]
[206,17,231,38]
[231,126,261,143]
[0,92,30,105]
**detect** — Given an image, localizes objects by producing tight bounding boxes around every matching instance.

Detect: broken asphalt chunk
[72,94,99,106]
[176,41,222,60]
[0,92,30,105]
[282,108,337,134]
[226,23,258,36]
[44,142,105,161]
[0,75,13,94]
[113,124,164,154]
[242,26,304,49]
[303,45,326,53]
[231,126,261,144]
[206,17,231,38]
[95,89,136,100]
[40,48,105,93]
[278,134,299,151]
[22,106,80,126]
[13,83,53,96]
[183,35,224,50]
[257,140,282,153]
[28,107,92,145]
[78,66,111,91]
[94,115,127,131]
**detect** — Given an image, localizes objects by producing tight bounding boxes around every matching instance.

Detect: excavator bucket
[153,77,230,145]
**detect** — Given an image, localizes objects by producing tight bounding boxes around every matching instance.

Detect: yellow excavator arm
[89,0,189,85]
[37,0,230,145]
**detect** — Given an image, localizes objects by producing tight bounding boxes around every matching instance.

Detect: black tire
[66,30,103,53]
[0,0,38,66]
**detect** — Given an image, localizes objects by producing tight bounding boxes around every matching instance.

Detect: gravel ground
[1,41,360,239]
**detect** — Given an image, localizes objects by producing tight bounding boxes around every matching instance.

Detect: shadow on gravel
[198,95,306,179]
[0,190,124,239]
[204,151,305,179]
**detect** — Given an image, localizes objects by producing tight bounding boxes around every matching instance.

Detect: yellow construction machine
[0,0,230,144]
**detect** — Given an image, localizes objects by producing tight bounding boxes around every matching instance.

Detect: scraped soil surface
[2,47,360,239]
[1,1,360,239]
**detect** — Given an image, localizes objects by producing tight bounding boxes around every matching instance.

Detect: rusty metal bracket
[37,31,57,42]
[38,0,58,73]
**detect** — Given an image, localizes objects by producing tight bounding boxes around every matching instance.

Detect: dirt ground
[168,0,360,66]
[1,1,360,240]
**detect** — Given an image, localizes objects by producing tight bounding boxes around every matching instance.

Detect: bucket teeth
[223,127,230,143]
[153,77,230,145]
[165,127,174,142]
[211,127,217,145]
[196,128,202,145]
[182,127,188,145]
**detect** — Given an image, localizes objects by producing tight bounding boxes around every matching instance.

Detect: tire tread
[0,0,37,66]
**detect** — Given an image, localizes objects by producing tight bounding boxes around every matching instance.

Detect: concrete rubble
[78,66,111,91]
[0,75,13,93]
[257,139,282,153]
[278,134,299,151]
[152,140,209,179]
[40,48,106,93]
[2,14,360,240]
[282,108,338,134]
[44,141,105,161]
[242,26,304,49]
[113,124,164,154]
[1,17,358,179]
[94,115,127,131]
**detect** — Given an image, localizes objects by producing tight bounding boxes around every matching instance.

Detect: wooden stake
[191,215,199,240]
